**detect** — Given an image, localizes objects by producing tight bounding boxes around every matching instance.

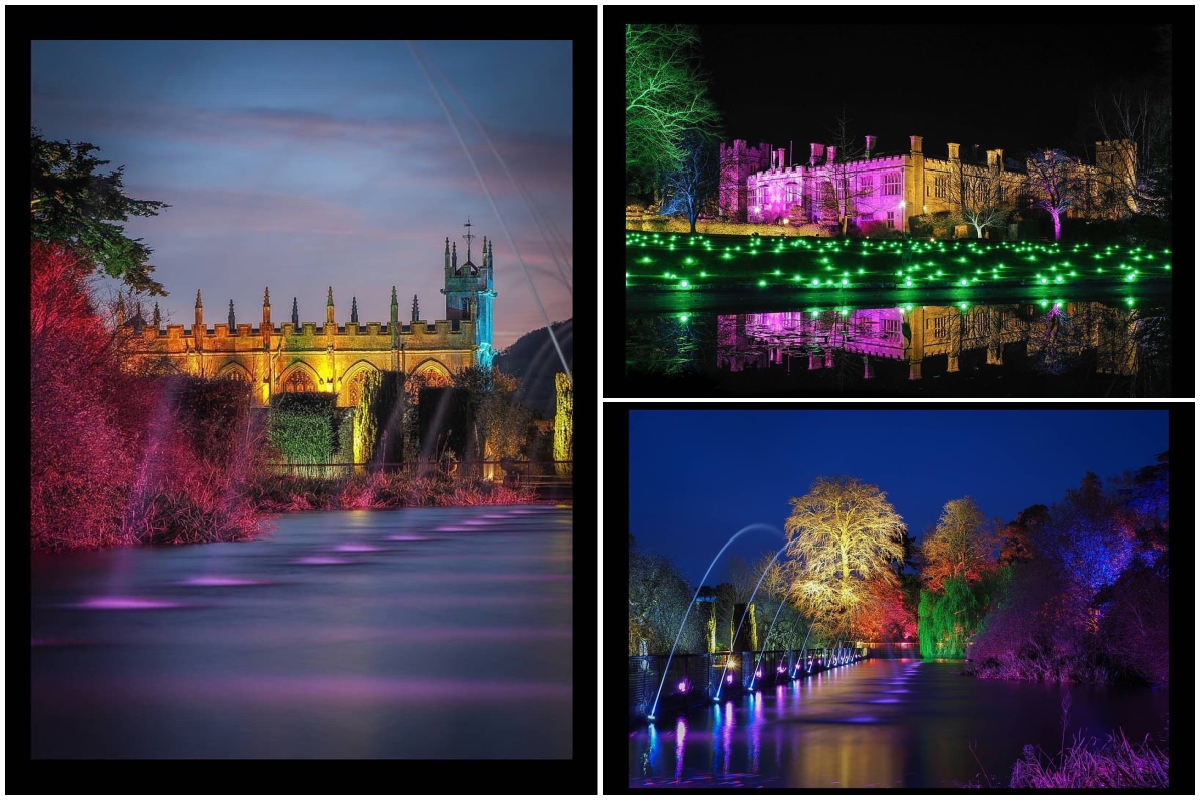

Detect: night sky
[628,409,1168,583]
[697,24,1166,163]
[31,40,572,348]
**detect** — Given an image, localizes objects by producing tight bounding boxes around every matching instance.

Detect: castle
[719,135,1135,234]
[120,225,497,407]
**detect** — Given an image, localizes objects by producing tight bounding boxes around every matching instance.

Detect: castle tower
[262,288,271,348]
[906,135,925,234]
[439,220,496,369]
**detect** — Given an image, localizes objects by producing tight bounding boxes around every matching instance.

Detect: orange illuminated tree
[919,496,1002,591]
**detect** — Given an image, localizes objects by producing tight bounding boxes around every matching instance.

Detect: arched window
[283,369,316,393]
[347,369,369,406]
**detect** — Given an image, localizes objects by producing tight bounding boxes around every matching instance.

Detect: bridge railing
[628,646,867,722]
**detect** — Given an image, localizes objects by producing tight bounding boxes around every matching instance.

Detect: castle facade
[719,135,1135,234]
[120,229,497,407]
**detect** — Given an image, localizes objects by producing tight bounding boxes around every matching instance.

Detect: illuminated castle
[120,224,497,407]
[720,136,1136,234]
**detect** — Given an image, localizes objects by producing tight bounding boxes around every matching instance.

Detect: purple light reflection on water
[69,597,185,610]
[387,534,437,541]
[178,576,265,587]
[292,556,350,566]
[332,544,383,553]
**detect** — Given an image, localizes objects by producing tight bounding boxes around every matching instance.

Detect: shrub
[268,392,338,465]
[353,370,405,465]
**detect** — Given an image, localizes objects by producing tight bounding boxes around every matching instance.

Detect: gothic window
[883,173,901,196]
[882,318,899,337]
[935,175,949,199]
[886,211,895,229]
[347,369,369,406]
[758,185,769,206]
[933,317,949,338]
[785,184,798,204]
[283,369,316,393]
[859,175,872,196]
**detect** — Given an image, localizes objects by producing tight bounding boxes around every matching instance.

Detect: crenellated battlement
[121,224,498,406]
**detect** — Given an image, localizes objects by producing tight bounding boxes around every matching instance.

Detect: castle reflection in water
[716,302,1139,379]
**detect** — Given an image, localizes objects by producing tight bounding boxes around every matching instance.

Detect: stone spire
[350,296,359,324]
[152,302,161,328]
[195,289,203,309]
[326,286,335,326]
[194,290,203,333]
[262,289,271,347]
[228,299,235,329]
[411,294,419,322]
[451,241,457,271]
[116,292,126,326]
[291,297,299,327]
[264,287,270,305]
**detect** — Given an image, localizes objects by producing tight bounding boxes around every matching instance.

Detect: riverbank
[248,470,555,512]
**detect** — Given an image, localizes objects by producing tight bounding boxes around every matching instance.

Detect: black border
[9,5,596,795]
[603,7,1195,399]
[603,402,1194,794]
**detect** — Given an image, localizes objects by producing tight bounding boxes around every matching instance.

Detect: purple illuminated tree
[1023,149,1083,241]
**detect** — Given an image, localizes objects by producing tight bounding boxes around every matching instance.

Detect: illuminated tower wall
[441,234,497,369]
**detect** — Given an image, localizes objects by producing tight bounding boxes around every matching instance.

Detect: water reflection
[628,659,1168,788]
[626,300,1171,396]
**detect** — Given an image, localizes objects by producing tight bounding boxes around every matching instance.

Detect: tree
[999,504,1050,565]
[783,476,906,638]
[660,128,720,232]
[820,114,886,236]
[625,24,722,196]
[30,128,169,295]
[945,158,1012,239]
[629,541,703,655]
[917,576,983,659]
[919,496,1001,591]
[1023,149,1083,241]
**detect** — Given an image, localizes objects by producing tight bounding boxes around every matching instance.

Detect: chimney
[910,135,923,153]
[972,143,980,161]
[776,147,786,169]
[826,145,837,163]
[986,149,997,167]
[994,148,1004,168]
[810,142,825,165]
[948,142,960,160]
[865,135,877,156]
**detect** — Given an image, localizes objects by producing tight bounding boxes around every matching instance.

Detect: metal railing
[629,646,867,722]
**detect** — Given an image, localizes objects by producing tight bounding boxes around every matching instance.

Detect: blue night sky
[32,40,572,348]
[629,409,1168,583]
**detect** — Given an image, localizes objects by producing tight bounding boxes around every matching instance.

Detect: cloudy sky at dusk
[32,40,572,348]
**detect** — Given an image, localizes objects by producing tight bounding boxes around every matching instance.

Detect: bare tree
[1090,82,1171,220]
[661,129,720,232]
[944,160,1012,239]
[821,114,886,236]
[1024,149,1083,241]
[625,24,723,196]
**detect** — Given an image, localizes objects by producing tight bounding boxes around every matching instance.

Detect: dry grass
[249,469,542,512]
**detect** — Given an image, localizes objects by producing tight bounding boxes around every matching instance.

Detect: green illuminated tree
[625,24,722,196]
[783,476,906,639]
[30,128,169,295]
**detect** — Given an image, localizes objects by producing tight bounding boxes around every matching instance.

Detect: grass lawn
[625,231,1171,296]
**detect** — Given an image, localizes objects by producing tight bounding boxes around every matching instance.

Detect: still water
[31,506,572,759]
[625,299,1171,396]
[629,659,1167,788]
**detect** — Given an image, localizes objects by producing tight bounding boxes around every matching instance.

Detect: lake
[31,506,573,759]
[628,658,1168,788]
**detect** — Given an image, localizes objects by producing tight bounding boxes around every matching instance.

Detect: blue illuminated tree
[661,129,720,233]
